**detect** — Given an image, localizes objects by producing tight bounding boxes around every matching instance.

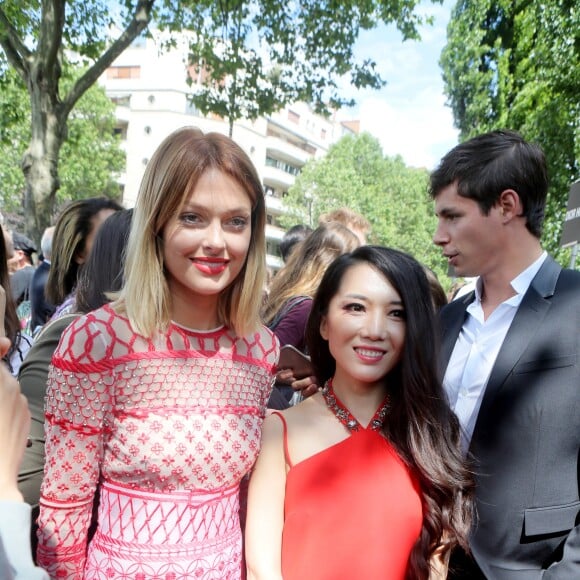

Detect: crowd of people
[0,127,578,580]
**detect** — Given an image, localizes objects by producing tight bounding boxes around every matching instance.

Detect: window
[266,156,300,176]
[110,95,131,107]
[287,110,300,124]
[107,66,141,79]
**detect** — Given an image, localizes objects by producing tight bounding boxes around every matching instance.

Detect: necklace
[322,378,390,433]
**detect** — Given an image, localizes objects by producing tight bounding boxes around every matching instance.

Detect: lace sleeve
[37,313,116,579]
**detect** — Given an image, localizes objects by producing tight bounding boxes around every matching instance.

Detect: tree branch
[37,0,66,78]
[62,0,155,118]
[0,6,31,81]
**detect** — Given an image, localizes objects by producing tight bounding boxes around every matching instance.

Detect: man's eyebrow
[436,207,459,217]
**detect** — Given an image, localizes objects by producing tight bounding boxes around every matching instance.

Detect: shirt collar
[473,251,548,304]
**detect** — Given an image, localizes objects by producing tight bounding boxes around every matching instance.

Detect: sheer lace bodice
[37,304,278,579]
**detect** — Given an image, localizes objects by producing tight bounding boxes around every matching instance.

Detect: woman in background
[37,128,278,579]
[246,246,473,579]
[0,224,32,375]
[263,223,359,405]
[46,197,122,318]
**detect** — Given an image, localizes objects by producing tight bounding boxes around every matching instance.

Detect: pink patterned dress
[36,304,278,580]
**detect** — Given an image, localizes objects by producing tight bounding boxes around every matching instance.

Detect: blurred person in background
[0,224,32,376]
[279,224,312,263]
[263,223,360,406]
[45,197,122,319]
[8,233,37,332]
[318,206,371,245]
[29,227,56,335]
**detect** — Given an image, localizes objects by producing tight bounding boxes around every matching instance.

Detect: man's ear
[320,316,328,340]
[498,189,521,220]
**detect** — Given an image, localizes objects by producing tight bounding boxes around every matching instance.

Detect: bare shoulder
[281,392,327,429]
[275,394,344,466]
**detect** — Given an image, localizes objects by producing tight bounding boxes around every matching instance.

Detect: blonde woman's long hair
[262,223,360,325]
[117,127,266,338]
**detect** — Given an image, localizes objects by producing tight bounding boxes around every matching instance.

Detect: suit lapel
[473,257,561,428]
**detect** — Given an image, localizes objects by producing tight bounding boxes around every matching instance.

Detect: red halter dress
[275,380,423,579]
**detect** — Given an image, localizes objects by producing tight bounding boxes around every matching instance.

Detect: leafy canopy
[282,132,446,281]
[157,0,434,130]
[440,0,580,264]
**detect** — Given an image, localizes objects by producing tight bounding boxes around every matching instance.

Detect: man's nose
[432,221,448,246]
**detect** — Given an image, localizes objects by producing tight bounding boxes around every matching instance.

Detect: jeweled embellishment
[322,378,389,433]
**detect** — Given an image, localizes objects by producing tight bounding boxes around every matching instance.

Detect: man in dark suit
[29,226,56,334]
[430,130,580,579]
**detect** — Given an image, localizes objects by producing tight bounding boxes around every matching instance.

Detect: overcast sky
[337,0,457,170]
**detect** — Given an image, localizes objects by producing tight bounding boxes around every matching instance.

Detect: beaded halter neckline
[322,378,389,433]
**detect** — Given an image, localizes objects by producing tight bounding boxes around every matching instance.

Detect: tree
[0,0,435,240]
[282,132,446,280]
[0,66,125,233]
[157,0,434,136]
[440,0,580,264]
[0,0,155,241]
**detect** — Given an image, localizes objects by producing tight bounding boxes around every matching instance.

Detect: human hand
[275,368,295,385]
[291,376,319,399]
[0,339,30,502]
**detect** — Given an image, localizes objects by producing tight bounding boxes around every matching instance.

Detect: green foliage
[0,66,125,228]
[158,0,432,130]
[441,0,580,266]
[282,133,447,282]
[0,70,29,216]
[0,0,154,240]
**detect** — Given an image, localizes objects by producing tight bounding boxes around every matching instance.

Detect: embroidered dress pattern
[37,304,278,580]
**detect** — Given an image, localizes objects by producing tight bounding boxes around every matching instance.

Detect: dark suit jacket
[440,257,580,579]
[29,261,55,333]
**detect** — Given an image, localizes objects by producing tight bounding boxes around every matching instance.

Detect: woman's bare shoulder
[280,393,327,427]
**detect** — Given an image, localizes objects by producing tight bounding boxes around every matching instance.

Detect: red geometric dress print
[36,304,278,579]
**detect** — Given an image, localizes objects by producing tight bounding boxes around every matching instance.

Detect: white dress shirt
[444,252,547,452]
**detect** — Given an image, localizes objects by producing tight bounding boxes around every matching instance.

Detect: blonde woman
[263,223,360,404]
[37,128,279,579]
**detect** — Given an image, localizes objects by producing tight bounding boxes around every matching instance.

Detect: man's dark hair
[279,224,313,262]
[429,130,548,237]
[12,232,37,261]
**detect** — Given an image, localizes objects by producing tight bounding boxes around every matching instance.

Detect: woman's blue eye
[180,213,201,225]
[229,217,249,228]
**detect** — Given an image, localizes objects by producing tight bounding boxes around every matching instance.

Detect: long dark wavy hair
[75,209,133,314]
[306,245,474,579]
[0,224,23,370]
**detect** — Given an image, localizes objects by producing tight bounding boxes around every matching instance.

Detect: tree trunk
[21,69,65,244]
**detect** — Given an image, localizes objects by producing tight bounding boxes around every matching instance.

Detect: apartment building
[100,33,357,269]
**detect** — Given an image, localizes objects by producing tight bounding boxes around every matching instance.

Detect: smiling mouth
[354,347,385,360]
[192,258,229,275]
